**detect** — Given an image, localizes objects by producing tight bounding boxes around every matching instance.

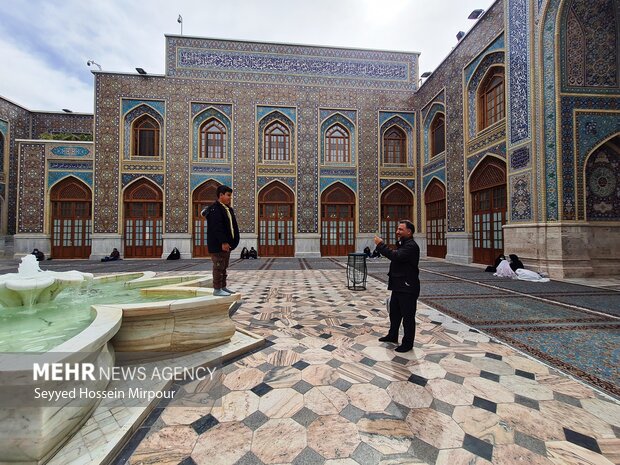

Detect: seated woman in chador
[167,247,181,260]
[240,247,249,259]
[485,254,505,272]
[31,248,45,261]
[509,254,524,271]
[248,247,258,259]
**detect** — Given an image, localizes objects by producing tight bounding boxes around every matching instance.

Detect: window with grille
[430,113,445,156]
[479,67,505,130]
[200,119,226,159]
[326,124,350,163]
[264,121,290,162]
[133,115,160,157]
[383,127,406,164]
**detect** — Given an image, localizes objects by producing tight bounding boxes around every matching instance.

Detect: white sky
[0,0,496,113]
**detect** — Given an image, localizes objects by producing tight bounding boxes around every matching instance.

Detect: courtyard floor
[3,257,618,465]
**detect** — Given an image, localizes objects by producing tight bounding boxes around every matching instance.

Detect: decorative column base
[162,234,192,259]
[13,233,50,259]
[445,232,473,264]
[414,233,427,257]
[90,234,122,261]
[295,233,321,258]
[356,233,376,255]
[236,233,258,259]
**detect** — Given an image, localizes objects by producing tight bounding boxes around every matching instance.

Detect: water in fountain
[0,256,187,352]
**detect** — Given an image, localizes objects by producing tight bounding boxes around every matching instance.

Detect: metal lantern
[346,253,367,290]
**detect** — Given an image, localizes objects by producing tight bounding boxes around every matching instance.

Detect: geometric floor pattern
[113,268,620,465]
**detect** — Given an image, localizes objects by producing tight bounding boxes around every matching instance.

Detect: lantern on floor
[346,253,367,291]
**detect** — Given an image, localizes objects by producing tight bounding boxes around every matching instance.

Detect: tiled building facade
[2,0,619,277]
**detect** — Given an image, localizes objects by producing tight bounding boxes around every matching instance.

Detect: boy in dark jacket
[202,185,240,296]
[374,220,420,352]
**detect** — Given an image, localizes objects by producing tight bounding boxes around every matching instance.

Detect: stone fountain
[0,254,93,308]
[0,258,259,465]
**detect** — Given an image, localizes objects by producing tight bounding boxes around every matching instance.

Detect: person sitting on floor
[494,257,516,278]
[363,246,371,258]
[31,248,45,261]
[166,247,181,260]
[509,254,524,272]
[371,247,381,258]
[101,248,121,262]
[248,247,258,259]
[485,254,506,272]
[240,247,249,259]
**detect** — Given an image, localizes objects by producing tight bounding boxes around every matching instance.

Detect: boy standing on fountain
[202,185,240,296]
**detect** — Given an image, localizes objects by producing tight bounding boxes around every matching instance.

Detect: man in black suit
[202,185,240,296]
[374,220,420,352]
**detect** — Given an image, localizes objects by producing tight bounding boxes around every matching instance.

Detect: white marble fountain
[0,256,258,465]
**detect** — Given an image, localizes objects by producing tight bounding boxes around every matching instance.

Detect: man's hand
[374,236,383,245]
[222,243,231,252]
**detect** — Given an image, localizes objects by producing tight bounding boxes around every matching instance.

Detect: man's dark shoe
[379,335,398,343]
[395,345,413,353]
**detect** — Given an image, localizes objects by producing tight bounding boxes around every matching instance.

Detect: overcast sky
[1,0,495,113]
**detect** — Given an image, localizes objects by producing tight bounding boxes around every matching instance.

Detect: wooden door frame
[123,178,163,258]
[258,181,295,257]
[380,183,413,248]
[470,157,506,264]
[424,179,446,258]
[320,182,356,256]
[50,177,92,259]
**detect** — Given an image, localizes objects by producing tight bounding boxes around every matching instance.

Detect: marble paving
[113,268,620,465]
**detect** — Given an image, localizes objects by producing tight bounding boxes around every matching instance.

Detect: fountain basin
[111,291,239,353]
[0,305,121,465]
[0,272,242,465]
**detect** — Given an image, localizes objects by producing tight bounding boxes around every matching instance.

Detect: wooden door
[50,178,92,259]
[380,184,413,248]
[192,180,220,257]
[123,179,163,258]
[471,158,506,265]
[321,183,355,256]
[425,180,447,258]
[258,181,294,257]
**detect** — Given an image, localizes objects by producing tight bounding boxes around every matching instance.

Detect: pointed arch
[132,114,160,157]
[422,102,445,162]
[470,155,507,192]
[380,183,413,248]
[193,107,231,162]
[424,179,447,258]
[320,182,355,256]
[383,125,407,164]
[50,176,92,259]
[320,112,356,165]
[124,103,164,160]
[325,124,350,163]
[430,113,445,156]
[264,120,291,162]
[50,175,91,200]
[123,178,163,258]
[258,180,295,257]
[199,118,227,160]
[192,179,222,256]
[470,156,506,265]
[477,65,505,131]
[584,134,620,221]
[259,111,295,164]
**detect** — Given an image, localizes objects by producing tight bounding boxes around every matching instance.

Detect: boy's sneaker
[213,288,231,296]
[223,287,235,294]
